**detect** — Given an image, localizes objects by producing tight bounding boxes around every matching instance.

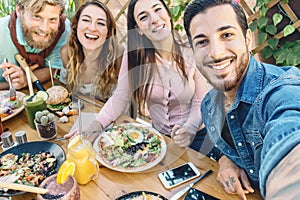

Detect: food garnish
[56,159,75,185]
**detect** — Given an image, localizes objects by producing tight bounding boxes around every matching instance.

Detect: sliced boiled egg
[126,129,144,144]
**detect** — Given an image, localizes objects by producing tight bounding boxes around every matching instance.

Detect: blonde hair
[66,0,120,100]
[16,0,65,14]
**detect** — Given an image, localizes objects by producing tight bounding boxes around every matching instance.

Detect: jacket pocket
[244,131,263,151]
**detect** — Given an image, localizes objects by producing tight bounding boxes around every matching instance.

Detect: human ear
[245,29,253,50]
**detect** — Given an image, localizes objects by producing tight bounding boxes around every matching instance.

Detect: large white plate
[93,123,167,173]
[0,91,25,122]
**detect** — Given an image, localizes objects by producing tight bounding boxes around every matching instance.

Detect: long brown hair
[127,0,188,115]
[66,0,120,100]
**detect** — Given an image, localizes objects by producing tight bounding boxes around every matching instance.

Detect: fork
[4,58,17,101]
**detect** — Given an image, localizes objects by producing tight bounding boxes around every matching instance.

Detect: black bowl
[0,141,66,197]
[115,191,167,200]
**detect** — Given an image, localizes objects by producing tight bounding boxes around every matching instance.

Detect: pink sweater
[96,47,208,135]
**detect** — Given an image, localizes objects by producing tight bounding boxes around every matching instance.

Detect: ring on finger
[225,180,230,187]
[230,176,236,183]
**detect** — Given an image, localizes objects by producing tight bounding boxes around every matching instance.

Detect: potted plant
[248,0,300,66]
[34,110,57,140]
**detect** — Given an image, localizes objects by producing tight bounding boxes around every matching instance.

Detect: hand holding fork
[3,58,17,101]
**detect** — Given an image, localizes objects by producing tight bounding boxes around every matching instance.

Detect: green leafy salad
[97,124,164,169]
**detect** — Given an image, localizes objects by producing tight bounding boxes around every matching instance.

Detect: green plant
[65,0,76,19]
[249,0,300,67]
[0,0,16,17]
[164,0,191,31]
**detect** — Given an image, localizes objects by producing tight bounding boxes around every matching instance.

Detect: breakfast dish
[0,91,25,121]
[115,191,167,200]
[0,141,66,197]
[93,123,167,172]
[0,152,57,186]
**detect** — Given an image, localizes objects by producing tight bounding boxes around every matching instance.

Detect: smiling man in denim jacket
[184,0,300,199]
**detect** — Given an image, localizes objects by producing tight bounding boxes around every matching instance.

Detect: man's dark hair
[184,0,248,46]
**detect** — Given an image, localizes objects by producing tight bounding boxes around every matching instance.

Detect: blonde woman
[61,0,124,102]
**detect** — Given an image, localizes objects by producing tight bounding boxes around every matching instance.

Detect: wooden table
[1,86,263,200]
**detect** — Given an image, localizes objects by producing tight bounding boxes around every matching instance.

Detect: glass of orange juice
[67,134,99,185]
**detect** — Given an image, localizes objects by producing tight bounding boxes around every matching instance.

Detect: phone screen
[184,188,219,200]
[159,163,198,187]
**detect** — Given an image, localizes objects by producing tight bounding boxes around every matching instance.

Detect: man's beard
[201,51,250,92]
[20,20,58,49]
[222,51,249,91]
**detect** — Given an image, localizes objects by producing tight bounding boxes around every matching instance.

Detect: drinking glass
[23,96,47,129]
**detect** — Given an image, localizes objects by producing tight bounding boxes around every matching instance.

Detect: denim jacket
[201,56,300,197]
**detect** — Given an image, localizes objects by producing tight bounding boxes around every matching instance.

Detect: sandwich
[46,86,71,111]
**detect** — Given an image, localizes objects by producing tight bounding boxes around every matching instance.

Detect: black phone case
[184,188,220,200]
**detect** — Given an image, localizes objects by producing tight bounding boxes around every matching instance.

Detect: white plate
[93,123,167,173]
[0,91,25,122]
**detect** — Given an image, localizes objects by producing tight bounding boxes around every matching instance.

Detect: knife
[170,169,212,200]
[15,54,46,91]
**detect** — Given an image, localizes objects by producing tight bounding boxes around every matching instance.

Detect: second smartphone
[158,162,201,189]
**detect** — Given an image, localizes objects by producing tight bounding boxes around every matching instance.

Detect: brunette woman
[66,0,220,158]
[61,0,123,102]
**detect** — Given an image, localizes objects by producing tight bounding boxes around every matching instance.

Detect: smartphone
[158,162,201,189]
[184,188,220,200]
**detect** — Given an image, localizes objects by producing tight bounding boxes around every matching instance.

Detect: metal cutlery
[3,58,16,101]
[170,169,213,200]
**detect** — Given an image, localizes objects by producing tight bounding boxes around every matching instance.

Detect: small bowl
[35,119,57,140]
[37,174,80,200]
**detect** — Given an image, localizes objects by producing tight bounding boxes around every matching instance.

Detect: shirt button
[230,115,235,119]
[210,127,215,131]
[215,144,218,148]
[252,142,255,146]
[238,142,242,147]
[249,169,254,174]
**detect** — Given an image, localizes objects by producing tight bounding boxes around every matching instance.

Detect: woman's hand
[64,120,104,142]
[217,155,254,200]
[64,129,79,141]
[171,125,195,148]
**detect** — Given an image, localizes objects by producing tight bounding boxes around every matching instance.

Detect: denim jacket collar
[232,56,263,110]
